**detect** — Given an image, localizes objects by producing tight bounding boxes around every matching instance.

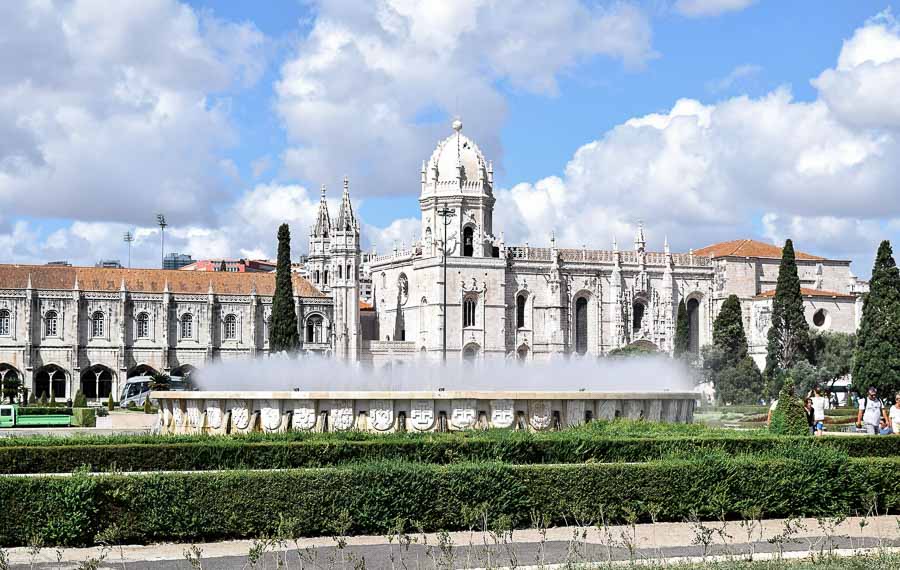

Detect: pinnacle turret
[336,176,358,233]
[312,184,332,238]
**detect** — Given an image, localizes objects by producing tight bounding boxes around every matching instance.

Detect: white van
[118,375,191,408]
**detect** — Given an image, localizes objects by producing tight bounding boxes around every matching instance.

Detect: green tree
[107,392,115,411]
[788,331,857,396]
[674,299,690,358]
[764,239,810,396]
[769,377,810,436]
[607,343,657,358]
[701,295,763,404]
[853,240,900,399]
[73,389,87,408]
[269,223,300,353]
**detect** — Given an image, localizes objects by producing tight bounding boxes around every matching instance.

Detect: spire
[312,184,332,238]
[633,221,646,252]
[336,176,357,232]
[612,235,618,253]
[664,235,670,256]
[27,273,33,290]
[120,277,127,292]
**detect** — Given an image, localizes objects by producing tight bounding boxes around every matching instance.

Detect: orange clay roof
[754,287,854,300]
[359,300,373,310]
[0,264,325,297]
[694,239,825,261]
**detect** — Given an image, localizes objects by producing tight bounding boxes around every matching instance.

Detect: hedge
[2,434,900,474]
[2,453,896,547]
[17,407,73,416]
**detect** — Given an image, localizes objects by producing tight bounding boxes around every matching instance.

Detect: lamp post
[156,214,167,269]
[436,206,455,363]
[123,231,134,269]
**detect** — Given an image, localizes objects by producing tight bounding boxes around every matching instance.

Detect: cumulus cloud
[494,12,900,272]
[0,0,266,226]
[674,0,756,18]
[275,0,654,197]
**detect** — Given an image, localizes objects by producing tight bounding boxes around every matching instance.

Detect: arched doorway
[517,344,529,361]
[632,301,646,333]
[80,365,114,401]
[463,226,474,257]
[127,364,158,379]
[34,364,68,400]
[170,364,195,380]
[575,297,588,355]
[687,298,700,355]
[0,364,22,403]
[463,343,480,361]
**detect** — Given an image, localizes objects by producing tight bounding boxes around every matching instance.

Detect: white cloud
[0,0,266,225]
[674,0,756,18]
[706,64,762,93]
[493,12,900,271]
[276,0,654,197]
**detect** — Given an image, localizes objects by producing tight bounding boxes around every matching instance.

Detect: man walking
[857,387,889,435]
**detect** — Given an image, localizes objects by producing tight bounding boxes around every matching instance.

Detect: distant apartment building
[179,259,276,273]
[162,253,194,270]
[95,260,123,269]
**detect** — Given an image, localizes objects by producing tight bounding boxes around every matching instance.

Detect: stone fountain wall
[153,391,697,435]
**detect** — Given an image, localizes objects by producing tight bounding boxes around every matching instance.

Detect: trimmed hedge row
[2,455,896,547]
[17,407,73,416]
[2,434,900,473]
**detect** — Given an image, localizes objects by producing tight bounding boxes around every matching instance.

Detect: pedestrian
[890,393,900,435]
[880,417,893,436]
[811,385,829,436]
[856,386,889,435]
[805,398,815,435]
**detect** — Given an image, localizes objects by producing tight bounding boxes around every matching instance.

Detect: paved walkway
[6,516,900,568]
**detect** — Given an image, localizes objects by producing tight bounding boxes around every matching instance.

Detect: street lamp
[123,231,134,268]
[156,214,167,269]
[436,206,455,363]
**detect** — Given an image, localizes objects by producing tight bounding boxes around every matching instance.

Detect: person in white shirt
[767,399,778,426]
[857,387,889,435]
[811,386,829,436]
[889,393,900,435]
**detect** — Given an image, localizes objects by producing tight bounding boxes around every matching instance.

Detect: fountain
[152,355,698,435]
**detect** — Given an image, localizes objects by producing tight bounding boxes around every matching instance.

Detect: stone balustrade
[152,390,697,435]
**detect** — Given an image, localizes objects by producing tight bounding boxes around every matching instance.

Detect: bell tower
[307,185,332,292]
[332,177,360,361]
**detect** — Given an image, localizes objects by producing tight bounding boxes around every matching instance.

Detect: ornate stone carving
[369,399,394,431]
[529,400,552,430]
[172,399,185,427]
[229,400,251,430]
[186,400,204,429]
[260,399,282,431]
[205,401,223,429]
[292,400,317,431]
[330,399,354,431]
[490,399,514,428]
[410,399,435,431]
[451,398,477,429]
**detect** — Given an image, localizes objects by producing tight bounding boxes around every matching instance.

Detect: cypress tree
[674,299,690,357]
[769,377,809,436]
[764,239,809,392]
[852,240,900,398]
[713,294,748,366]
[269,223,300,353]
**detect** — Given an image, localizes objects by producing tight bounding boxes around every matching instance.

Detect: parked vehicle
[119,375,192,408]
[0,405,71,427]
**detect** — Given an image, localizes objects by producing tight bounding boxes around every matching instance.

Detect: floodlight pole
[156,214,167,269]
[437,206,455,363]
[123,231,134,269]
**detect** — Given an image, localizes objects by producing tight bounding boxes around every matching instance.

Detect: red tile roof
[694,239,824,261]
[754,287,854,300]
[359,300,373,310]
[0,264,324,297]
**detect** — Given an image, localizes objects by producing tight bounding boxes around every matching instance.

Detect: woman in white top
[890,393,900,435]
[811,386,829,436]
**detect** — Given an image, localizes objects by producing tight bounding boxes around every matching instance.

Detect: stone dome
[423,119,492,193]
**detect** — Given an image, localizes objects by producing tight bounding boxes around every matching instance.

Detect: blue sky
[2,0,900,275]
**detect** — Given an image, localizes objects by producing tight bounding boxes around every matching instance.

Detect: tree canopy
[703,294,763,405]
[764,239,810,396]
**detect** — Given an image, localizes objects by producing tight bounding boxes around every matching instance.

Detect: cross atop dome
[452,118,463,132]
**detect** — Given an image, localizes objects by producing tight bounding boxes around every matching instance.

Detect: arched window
[575,298,588,355]
[425,227,432,241]
[463,344,479,361]
[45,311,58,337]
[314,270,320,284]
[516,294,526,328]
[263,315,270,344]
[136,312,150,339]
[0,310,9,336]
[324,270,329,285]
[224,314,237,340]
[381,272,387,290]
[632,301,645,332]
[687,298,700,354]
[463,297,476,328]
[180,313,193,339]
[347,264,352,281]
[91,311,105,338]
[463,226,474,257]
[306,314,323,343]
[338,264,343,279]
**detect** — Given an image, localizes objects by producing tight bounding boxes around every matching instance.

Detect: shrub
[39,392,48,406]
[143,397,152,414]
[73,390,87,408]
[126,401,137,410]
[71,408,96,428]
[27,391,35,405]
[2,454,893,548]
[49,391,57,406]
[769,378,810,436]
[106,393,114,411]
[17,407,73,417]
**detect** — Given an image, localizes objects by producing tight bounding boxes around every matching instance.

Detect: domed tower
[419,119,496,258]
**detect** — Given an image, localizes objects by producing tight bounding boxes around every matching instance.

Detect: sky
[2,0,899,277]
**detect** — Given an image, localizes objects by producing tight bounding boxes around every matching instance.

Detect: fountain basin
[152,390,697,434]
